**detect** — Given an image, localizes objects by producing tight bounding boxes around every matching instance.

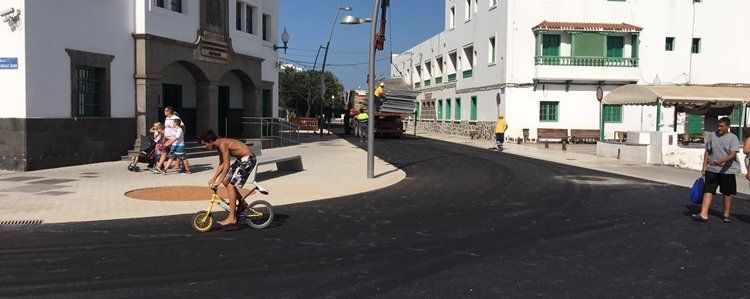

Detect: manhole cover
[125,186,251,201]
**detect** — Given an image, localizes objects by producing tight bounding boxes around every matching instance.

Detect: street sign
[0,58,18,70]
[596,86,604,102]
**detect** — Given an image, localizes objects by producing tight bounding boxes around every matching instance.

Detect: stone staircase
[121,139,260,161]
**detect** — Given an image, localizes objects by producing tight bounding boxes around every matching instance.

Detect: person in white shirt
[161,106,187,172]
[161,119,191,174]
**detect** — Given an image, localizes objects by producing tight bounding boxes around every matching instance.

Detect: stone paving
[0,134,405,224]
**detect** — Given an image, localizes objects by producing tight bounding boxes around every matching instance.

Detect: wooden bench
[570,129,600,143]
[290,117,318,132]
[537,128,569,142]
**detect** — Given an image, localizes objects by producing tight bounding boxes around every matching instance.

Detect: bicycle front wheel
[191,210,214,233]
[242,200,274,229]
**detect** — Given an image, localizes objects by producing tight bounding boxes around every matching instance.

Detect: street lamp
[318,5,353,137]
[341,0,379,178]
[273,27,290,53]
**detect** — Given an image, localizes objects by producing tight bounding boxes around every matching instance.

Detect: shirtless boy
[198,130,257,226]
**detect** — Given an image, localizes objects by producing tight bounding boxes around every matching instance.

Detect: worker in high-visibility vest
[355,108,369,142]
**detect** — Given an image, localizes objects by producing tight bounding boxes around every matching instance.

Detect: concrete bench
[257,154,304,171]
[537,128,569,142]
[570,129,600,143]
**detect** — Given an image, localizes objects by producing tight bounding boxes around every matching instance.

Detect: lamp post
[341,1,378,178]
[318,5,352,137]
[273,27,290,53]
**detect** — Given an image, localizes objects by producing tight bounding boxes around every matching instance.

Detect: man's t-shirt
[355,113,369,122]
[164,115,183,138]
[706,131,741,174]
[374,86,384,98]
[495,119,507,134]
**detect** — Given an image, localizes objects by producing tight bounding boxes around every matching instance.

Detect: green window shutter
[455,98,461,120]
[603,105,623,123]
[470,96,477,121]
[730,105,743,126]
[692,38,701,54]
[606,36,624,58]
[688,115,704,134]
[665,37,674,51]
[437,100,443,120]
[542,34,560,57]
[539,101,558,122]
[446,99,452,120]
[573,33,605,57]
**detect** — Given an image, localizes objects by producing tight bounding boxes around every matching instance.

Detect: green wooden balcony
[462,69,473,78]
[448,73,456,82]
[424,79,431,87]
[534,56,639,67]
[435,77,443,84]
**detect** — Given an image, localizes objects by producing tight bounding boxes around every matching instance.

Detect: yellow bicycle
[191,182,274,232]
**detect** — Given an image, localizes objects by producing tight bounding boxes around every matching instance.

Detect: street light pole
[366,0,380,178]
[319,4,352,137]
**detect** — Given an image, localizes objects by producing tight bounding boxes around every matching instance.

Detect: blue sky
[279,0,445,90]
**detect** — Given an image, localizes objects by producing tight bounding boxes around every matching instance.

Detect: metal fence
[227,117,300,148]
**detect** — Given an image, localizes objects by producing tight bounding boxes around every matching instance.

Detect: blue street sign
[0,58,19,69]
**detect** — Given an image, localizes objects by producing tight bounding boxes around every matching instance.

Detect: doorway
[160,84,183,125]
[218,86,230,137]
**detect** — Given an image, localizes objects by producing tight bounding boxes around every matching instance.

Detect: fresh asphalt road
[1,133,750,298]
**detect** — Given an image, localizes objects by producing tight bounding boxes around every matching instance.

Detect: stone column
[135,76,161,142]
[196,81,220,134]
[242,85,261,138]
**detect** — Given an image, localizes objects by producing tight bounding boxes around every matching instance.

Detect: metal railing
[230,117,300,148]
[534,56,639,67]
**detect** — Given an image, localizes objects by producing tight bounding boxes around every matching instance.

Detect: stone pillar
[242,85,261,138]
[135,76,161,141]
[197,81,220,134]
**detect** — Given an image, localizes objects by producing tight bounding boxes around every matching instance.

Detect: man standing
[494,114,508,151]
[374,82,385,111]
[693,117,739,222]
[355,108,369,142]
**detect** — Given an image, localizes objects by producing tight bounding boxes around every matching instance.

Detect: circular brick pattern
[125,186,251,201]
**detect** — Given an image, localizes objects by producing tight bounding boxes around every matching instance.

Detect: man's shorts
[168,144,186,159]
[704,171,737,196]
[495,133,505,143]
[226,156,257,188]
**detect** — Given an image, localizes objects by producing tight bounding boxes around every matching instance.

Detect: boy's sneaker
[149,167,161,174]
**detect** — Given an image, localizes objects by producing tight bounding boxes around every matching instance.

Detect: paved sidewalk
[415,131,750,196]
[0,135,405,224]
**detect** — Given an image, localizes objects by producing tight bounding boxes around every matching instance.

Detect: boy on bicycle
[199,130,257,227]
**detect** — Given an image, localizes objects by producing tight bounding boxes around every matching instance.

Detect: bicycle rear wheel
[191,211,214,233]
[242,200,274,229]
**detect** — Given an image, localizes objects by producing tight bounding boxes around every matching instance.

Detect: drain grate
[0,220,43,226]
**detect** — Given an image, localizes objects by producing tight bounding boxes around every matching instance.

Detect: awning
[603,85,750,106]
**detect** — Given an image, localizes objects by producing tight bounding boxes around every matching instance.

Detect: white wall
[161,62,197,109]
[0,0,26,118]
[24,0,135,118]
[138,0,199,44]
[218,72,244,109]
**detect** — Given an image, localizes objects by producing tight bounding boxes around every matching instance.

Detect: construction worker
[355,108,369,142]
[495,114,508,151]
[374,82,385,111]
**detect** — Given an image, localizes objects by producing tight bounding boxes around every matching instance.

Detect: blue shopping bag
[690,177,704,204]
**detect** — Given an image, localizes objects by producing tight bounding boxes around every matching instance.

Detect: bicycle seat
[252,181,269,195]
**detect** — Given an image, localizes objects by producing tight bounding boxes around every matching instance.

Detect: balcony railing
[462,69,473,78]
[448,73,456,82]
[424,79,431,87]
[535,56,639,67]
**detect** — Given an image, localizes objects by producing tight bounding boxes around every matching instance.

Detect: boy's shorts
[168,144,186,159]
[227,156,257,188]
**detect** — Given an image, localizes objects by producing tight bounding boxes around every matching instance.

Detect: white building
[392,0,750,142]
[0,0,281,171]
